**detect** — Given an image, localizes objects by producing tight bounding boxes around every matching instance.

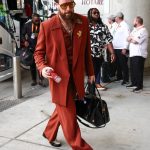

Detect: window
[0,54,12,72]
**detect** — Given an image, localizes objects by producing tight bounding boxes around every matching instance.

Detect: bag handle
[85,82,102,98]
[85,82,104,108]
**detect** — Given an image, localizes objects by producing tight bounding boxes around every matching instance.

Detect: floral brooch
[77,30,82,38]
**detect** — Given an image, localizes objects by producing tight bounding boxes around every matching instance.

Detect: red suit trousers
[43,86,93,150]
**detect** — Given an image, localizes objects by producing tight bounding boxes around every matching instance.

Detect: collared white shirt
[112,20,130,49]
[129,25,149,58]
[108,22,117,37]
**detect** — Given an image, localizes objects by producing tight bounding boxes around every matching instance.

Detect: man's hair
[32,13,40,18]
[108,15,115,22]
[87,8,104,26]
[54,0,59,3]
[136,16,143,25]
[115,12,124,20]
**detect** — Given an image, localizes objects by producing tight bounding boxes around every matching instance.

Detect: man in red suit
[34,0,95,149]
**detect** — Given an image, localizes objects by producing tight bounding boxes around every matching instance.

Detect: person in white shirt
[112,12,130,85]
[107,15,118,80]
[126,16,149,93]
[107,15,117,36]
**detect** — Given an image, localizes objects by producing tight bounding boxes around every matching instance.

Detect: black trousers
[92,57,103,84]
[30,59,43,81]
[107,53,116,78]
[115,49,129,82]
[130,56,145,89]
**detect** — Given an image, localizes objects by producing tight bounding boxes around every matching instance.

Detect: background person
[112,12,130,85]
[21,13,45,86]
[87,8,115,90]
[34,0,95,149]
[107,14,116,36]
[127,16,149,92]
[107,14,118,81]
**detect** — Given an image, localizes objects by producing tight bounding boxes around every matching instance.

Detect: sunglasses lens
[93,11,99,15]
[60,2,75,10]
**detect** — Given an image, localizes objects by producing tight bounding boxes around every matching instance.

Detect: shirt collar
[136,25,144,30]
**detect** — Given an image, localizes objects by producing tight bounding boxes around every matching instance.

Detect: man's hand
[110,53,116,63]
[88,75,95,84]
[42,67,54,79]
[127,36,132,42]
[24,41,29,48]
[131,39,138,44]
[107,43,116,62]
[121,49,127,55]
[127,36,138,44]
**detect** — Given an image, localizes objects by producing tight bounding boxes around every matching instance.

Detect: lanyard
[32,23,38,33]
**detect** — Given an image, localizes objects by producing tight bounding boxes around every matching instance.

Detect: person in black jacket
[22,13,44,86]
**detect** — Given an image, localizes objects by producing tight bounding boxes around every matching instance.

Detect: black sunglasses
[92,11,99,15]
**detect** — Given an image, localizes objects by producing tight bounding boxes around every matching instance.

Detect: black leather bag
[20,47,34,66]
[75,82,110,128]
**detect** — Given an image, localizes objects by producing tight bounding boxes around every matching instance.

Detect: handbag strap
[85,82,103,106]
[77,116,106,129]
[85,82,102,98]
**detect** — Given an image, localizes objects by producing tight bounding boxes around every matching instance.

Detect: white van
[0,1,20,82]
[0,22,14,82]
[0,48,13,82]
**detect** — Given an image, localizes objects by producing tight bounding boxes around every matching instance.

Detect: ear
[55,2,59,10]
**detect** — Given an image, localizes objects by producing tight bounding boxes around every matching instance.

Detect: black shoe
[50,140,62,147]
[31,81,37,86]
[133,88,143,93]
[43,133,46,138]
[43,133,61,147]
[126,84,137,89]
[121,81,129,85]
[38,80,46,87]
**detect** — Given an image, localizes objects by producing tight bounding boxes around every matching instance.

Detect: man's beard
[91,17,98,23]
[134,24,137,27]
[59,10,74,21]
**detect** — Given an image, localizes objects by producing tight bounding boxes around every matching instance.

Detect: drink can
[46,69,61,83]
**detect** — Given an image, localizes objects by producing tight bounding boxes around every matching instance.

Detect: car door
[0,48,13,82]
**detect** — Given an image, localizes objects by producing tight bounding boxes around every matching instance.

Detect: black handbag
[20,47,34,66]
[75,82,110,128]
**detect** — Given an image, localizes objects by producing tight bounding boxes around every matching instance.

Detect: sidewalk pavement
[0,76,150,150]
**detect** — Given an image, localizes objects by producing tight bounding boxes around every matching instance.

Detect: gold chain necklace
[59,15,73,34]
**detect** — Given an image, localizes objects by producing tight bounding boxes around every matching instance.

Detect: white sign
[74,0,110,16]
[47,0,109,16]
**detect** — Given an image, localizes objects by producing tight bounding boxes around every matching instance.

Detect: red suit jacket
[34,14,94,106]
